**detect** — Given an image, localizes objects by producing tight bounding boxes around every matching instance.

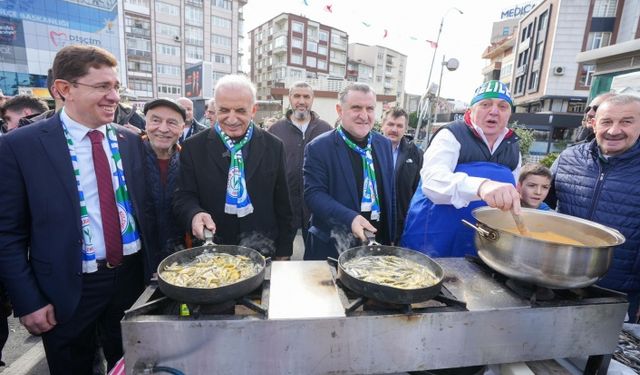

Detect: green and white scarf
[337,126,380,221]
[215,122,254,217]
[62,122,141,273]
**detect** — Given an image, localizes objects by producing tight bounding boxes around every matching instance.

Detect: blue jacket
[303,130,395,260]
[554,140,640,293]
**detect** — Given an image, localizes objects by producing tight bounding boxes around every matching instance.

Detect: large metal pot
[463,207,625,289]
[157,230,266,304]
[331,236,445,304]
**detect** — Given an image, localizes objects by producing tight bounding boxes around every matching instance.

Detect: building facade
[0,0,245,103]
[576,0,640,99]
[248,12,348,100]
[348,43,407,105]
[1,0,122,98]
[123,0,245,102]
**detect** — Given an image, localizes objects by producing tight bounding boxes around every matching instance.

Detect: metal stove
[122,258,628,375]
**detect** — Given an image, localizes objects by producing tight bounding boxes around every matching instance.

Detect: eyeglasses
[71,81,124,95]
[584,105,598,114]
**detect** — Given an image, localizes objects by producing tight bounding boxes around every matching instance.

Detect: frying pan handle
[326,257,339,268]
[461,219,499,241]
[203,228,216,246]
[363,229,380,246]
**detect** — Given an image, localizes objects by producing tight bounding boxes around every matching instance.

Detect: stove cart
[122,258,627,375]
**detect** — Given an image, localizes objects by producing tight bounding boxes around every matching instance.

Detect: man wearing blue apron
[402,80,522,257]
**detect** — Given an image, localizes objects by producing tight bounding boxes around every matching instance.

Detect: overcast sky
[242,0,530,103]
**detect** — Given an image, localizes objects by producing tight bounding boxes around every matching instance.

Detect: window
[129,79,152,92]
[306,56,316,67]
[579,64,595,87]
[157,63,181,76]
[127,36,151,51]
[212,71,226,84]
[502,26,510,36]
[593,0,617,17]
[213,0,231,10]
[319,30,329,42]
[158,84,182,95]
[212,34,232,48]
[156,23,179,38]
[274,35,286,48]
[538,11,548,32]
[186,45,203,60]
[185,26,204,46]
[587,32,612,50]
[158,43,179,57]
[307,40,317,52]
[290,69,304,79]
[292,21,304,34]
[213,53,231,64]
[128,60,152,73]
[533,41,543,61]
[500,63,512,80]
[125,0,150,6]
[291,54,302,64]
[212,15,232,29]
[156,1,179,16]
[185,6,203,26]
[528,71,539,90]
[291,38,302,49]
[317,59,327,70]
[317,45,327,55]
[125,16,150,37]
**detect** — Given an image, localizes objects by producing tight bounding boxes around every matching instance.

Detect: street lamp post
[429,56,459,135]
[415,7,463,144]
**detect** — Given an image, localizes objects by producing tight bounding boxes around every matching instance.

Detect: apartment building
[248,12,349,100]
[348,43,408,106]
[575,0,640,98]
[123,0,246,102]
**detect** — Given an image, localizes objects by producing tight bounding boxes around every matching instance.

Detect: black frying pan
[334,233,444,304]
[157,229,266,304]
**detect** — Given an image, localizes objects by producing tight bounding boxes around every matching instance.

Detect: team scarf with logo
[337,126,380,221]
[61,122,141,273]
[215,122,254,217]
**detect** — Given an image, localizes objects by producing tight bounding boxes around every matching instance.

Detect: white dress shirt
[421,123,521,209]
[61,108,117,261]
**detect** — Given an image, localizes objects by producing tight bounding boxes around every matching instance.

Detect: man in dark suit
[0,45,154,375]
[380,108,423,244]
[303,83,395,260]
[173,75,293,259]
[177,97,207,144]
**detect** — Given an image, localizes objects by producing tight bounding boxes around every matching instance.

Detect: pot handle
[461,219,499,241]
[363,229,381,246]
[203,228,216,246]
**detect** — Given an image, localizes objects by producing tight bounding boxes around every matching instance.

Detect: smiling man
[142,98,186,267]
[173,74,294,259]
[0,45,155,374]
[402,80,522,257]
[550,94,640,322]
[303,83,395,260]
[268,82,332,250]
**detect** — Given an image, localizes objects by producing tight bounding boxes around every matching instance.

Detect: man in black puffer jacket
[549,94,640,322]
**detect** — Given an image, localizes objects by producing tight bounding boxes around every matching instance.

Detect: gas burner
[124,268,270,319]
[328,262,467,316]
[505,279,555,303]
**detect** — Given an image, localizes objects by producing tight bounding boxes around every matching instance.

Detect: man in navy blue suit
[303,83,394,260]
[0,45,154,375]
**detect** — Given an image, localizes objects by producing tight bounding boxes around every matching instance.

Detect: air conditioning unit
[553,66,565,76]
[174,35,181,42]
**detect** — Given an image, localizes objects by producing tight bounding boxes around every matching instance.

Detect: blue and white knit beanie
[470,80,513,106]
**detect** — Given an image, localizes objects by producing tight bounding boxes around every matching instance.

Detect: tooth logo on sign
[50,31,67,47]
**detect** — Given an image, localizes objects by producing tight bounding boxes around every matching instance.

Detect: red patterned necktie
[88,130,123,267]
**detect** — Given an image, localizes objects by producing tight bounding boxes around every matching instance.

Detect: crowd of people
[0,44,639,374]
